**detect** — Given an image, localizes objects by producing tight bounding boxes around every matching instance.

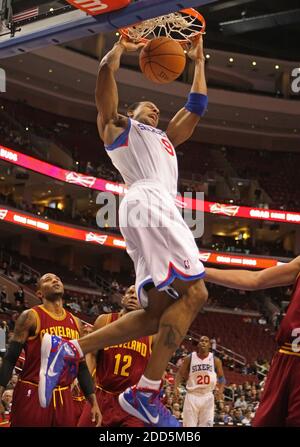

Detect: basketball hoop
[119,8,206,45]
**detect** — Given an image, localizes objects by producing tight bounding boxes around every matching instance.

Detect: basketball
[139,37,186,84]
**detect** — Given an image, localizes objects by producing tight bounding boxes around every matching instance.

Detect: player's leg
[252,353,288,426]
[75,305,167,354]
[118,187,208,381]
[53,389,77,427]
[10,381,50,427]
[142,278,207,380]
[196,392,214,427]
[114,187,208,426]
[119,279,207,427]
[284,356,300,427]
[182,393,199,427]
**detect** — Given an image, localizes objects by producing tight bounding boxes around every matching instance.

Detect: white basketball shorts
[183,392,215,427]
[119,180,205,307]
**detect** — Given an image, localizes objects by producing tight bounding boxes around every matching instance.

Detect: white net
[121,10,205,42]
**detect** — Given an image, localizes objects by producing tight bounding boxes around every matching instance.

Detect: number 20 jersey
[105,118,178,198]
[186,352,217,395]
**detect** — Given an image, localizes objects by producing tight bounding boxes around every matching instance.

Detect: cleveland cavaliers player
[39,35,209,427]
[175,336,225,427]
[78,286,152,427]
[0,274,100,427]
[205,257,300,426]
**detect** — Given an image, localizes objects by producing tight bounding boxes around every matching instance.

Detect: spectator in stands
[224,403,231,414]
[2,262,9,276]
[172,402,182,421]
[161,384,173,403]
[12,300,26,313]
[249,388,258,403]
[88,301,100,316]
[0,286,8,310]
[219,407,233,425]
[67,299,82,314]
[14,286,25,303]
[1,290,12,313]
[216,411,226,424]
[241,409,253,426]
[217,400,225,412]
[165,397,174,412]
[210,335,217,354]
[7,312,18,332]
[233,408,244,424]
[235,384,244,396]
[17,272,26,284]
[234,394,247,410]
[228,408,235,421]
[8,373,18,389]
[0,321,8,358]
[1,389,13,413]
[86,161,95,175]
[102,302,112,313]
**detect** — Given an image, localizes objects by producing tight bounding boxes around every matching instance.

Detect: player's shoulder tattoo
[14,309,36,338]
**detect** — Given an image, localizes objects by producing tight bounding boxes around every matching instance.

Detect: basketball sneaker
[39,333,79,408]
[119,386,181,427]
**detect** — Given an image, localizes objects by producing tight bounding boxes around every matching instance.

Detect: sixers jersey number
[105,119,178,198]
[161,138,175,156]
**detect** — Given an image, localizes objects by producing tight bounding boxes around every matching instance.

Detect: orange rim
[119,8,206,44]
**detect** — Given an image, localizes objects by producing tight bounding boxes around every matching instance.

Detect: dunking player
[0,274,101,427]
[175,335,225,427]
[205,257,300,426]
[39,34,209,427]
[78,286,152,427]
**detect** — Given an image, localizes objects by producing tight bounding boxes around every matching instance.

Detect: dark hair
[127,102,142,113]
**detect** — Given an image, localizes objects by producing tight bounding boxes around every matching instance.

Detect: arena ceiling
[199,0,300,61]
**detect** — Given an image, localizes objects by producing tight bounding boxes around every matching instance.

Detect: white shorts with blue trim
[119,180,205,308]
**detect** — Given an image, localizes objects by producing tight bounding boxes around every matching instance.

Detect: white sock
[137,375,161,391]
[70,339,84,358]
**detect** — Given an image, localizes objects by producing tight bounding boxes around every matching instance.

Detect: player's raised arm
[205,256,300,291]
[96,37,145,144]
[166,34,207,148]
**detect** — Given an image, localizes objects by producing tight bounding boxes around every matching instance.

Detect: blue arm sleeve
[184,92,208,117]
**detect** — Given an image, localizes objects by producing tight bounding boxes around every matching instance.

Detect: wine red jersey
[20,305,80,385]
[276,275,300,350]
[95,313,152,393]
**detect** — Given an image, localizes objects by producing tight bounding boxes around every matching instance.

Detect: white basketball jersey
[105,119,178,198]
[186,352,217,395]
